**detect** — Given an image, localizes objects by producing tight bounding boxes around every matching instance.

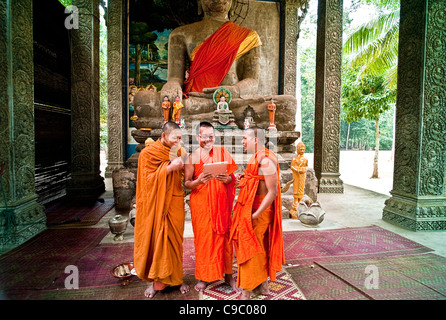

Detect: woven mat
[283,225,433,266]
[287,253,446,300]
[45,198,114,229]
[201,267,306,300]
[0,228,110,294]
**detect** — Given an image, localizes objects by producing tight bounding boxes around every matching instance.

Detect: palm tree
[343,0,400,90]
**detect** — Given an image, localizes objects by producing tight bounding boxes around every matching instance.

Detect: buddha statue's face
[201,0,232,15]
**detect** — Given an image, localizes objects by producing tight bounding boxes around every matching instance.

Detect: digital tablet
[202,161,228,176]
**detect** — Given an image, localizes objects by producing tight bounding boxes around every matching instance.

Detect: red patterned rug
[202,268,306,300]
[45,198,115,228]
[288,253,446,300]
[0,228,110,296]
[283,225,433,266]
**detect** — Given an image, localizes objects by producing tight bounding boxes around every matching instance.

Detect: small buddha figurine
[289,141,309,219]
[171,95,184,125]
[161,96,171,125]
[267,98,276,129]
[217,95,229,112]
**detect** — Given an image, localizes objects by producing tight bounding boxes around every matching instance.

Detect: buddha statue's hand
[202,85,241,99]
[161,80,183,102]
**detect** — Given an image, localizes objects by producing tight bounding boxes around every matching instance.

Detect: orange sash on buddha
[189,146,238,281]
[183,21,261,96]
[133,139,185,287]
[230,148,284,286]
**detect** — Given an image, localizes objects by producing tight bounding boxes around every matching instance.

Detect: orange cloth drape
[183,21,261,97]
[189,147,238,281]
[230,148,284,289]
[134,139,185,287]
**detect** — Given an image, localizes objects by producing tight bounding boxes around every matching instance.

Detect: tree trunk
[135,43,142,87]
[371,118,380,178]
[346,122,350,150]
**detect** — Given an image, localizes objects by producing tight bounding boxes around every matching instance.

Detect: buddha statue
[156,0,297,131]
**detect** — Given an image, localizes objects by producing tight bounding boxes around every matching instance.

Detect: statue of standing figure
[267,98,276,129]
[162,96,171,125]
[171,96,184,125]
[289,142,308,219]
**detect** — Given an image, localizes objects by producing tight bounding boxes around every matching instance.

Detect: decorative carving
[106,0,125,177]
[0,0,47,252]
[68,0,104,199]
[313,0,343,194]
[383,0,446,231]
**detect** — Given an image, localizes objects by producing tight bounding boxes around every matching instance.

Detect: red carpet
[45,198,114,228]
[283,225,433,266]
[288,253,446,300]
[0,228,110,295]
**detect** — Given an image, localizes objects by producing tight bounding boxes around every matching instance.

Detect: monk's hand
[197,172,213,185]
[235,173,244,184]
[252,210,261,220]
[167,156,184,174]
[215,173,232,184]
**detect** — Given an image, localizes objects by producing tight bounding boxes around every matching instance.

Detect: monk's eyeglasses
[199,135,214,141]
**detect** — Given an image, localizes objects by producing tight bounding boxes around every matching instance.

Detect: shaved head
[163,121,181,134]
[246,126,265,145]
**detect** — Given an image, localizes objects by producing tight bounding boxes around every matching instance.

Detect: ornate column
[67,0,105,200]
[105,0,125,177]
[313,0,344,193]
[280,0,299,96]
[0,0,46,252]
[382,0,446,231]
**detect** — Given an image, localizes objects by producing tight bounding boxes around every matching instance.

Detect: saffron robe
[134,139,186,287]
[189,146,238,281]
[183,21,261,96]
[230,148,284,290]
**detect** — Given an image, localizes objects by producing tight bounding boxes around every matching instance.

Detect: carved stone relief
[383,0,446,231]
[0,0,46,252]
[313,0,343,193]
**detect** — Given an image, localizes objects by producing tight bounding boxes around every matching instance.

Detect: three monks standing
[134,122,284,299]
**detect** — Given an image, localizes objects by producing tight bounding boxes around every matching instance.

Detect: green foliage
[343,0,400,90]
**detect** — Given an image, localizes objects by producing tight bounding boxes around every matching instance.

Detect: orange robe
[230,148,284,291]
[134,139,186,289]
[189,146,238,281]
[183,21,261,96]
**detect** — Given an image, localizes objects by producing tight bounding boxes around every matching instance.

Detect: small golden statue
[162,96,171,125]
[267,98,276,130]
[171,95,184,125]
[289,141,308,219]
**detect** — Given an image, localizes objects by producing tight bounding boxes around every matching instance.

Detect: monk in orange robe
[134,121,190,298]
[230,126,284,300]
[184,121,239,292]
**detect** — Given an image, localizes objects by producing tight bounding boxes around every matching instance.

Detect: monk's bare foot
[224,274,241,293]
[194,280,208,292]
[239,289,252,300]
[180,283,190,294]
[144,285,158,299]
[254,281,270,295]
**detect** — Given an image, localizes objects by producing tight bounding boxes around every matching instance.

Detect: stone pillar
[313,0,344,193]
[382,0,446,231]
[105,0,125,178]
[67,0,105,200]
[280,0,299,96]
[0,0,46,252]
